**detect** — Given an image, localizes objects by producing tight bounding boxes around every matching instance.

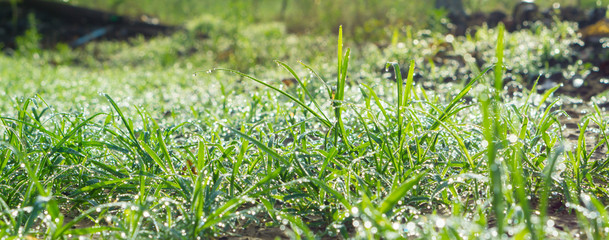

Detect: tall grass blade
[494,23,505,96]
[483,22,506,237]
[332,25,352,148]
[511,117,537,239]
[404,60,415,105]
[539,144,564,237]
[104,94,142,148]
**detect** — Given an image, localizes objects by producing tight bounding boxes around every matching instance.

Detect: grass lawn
[1,1,609,239]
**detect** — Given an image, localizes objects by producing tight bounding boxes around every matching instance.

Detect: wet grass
[1,9,609,240]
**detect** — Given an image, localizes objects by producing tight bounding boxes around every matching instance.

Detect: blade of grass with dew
[299,61,334,100]
[224,125,308,177]
[155,128,179,175]
[378,170,428,215]
[421,65,493,147]
[511,117,538,240]
[404,60,416,105]
[480,92,504,235]
[64,227,121,236]
[417,109,474,168]
[494,23,505,97]
[360,83,390,120]
[230,127,249,196]
[140,141,170,174]
[214,68,331,128]
[349,104,389,171]
[276,61,329,121]
[576,119,591,168]
[75,177,132,194]
[150,126,195,198]
[315,147,338,179]
[200,168,281,230]
[279,212,315,240]
[536,84,560,113]
[387,61,405,175]
[359,82,398,169]
[104,94,150,171]
[104,94,140,147]
[538,144,564,238]
[333,25,351,148]
[485,23,506,237]
[307,177,351,209]
[23,195,50,235]
[590,103,609,173]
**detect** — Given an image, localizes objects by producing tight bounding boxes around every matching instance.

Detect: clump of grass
[1,20,609,240]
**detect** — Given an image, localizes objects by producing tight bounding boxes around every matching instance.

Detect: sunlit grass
[1,10,609,240]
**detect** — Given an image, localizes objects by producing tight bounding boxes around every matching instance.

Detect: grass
[2,2,609,239]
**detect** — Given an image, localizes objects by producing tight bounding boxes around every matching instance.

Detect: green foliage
[1,3,609,239]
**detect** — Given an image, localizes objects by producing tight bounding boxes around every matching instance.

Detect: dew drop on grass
[436,218,446,229]
[364,221,372,229]
[508,134,517,143]
[405,222,416,232]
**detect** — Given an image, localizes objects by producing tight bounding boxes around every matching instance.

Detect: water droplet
[364,221,372,229]
[508,134,518,143]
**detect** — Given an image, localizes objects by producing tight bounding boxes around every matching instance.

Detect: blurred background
[34,0,605,32]
[2,0,607,46]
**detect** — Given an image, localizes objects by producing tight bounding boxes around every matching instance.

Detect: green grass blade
[214,68,331,127]
[280,212,315,239]
[338,25,343,79]
[104,94,141,147]
[65,226,121,236]
[378,170,427,215]
[494,23,505,96]
[76,177,132,193]
[539,144,564,234]
[54,202,126,238]
[225,125,308,177]
[200,168,281,230]
[224,125,287,165]
[404,60,415,105]
[308,177,351,209]
[417,109,474,168]
[299,61,334,98]
[140,141,169,174]
[428,66,492,132]
[276,60,330,121]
